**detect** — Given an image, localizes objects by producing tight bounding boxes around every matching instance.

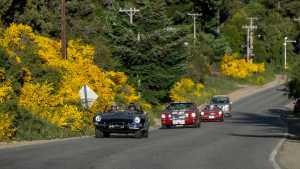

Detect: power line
[187,13,202,45]
[119,8,140,24]
[243,17,257,62]
[60,0,67,59]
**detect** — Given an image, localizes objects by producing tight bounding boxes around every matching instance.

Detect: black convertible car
[93,104,149,138]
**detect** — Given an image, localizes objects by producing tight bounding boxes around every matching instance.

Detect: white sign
[79,85,98,108]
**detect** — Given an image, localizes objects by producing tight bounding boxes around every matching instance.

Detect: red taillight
[161,113,172,119]
[185,112,196,118]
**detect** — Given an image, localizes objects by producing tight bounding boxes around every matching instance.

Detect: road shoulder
[277,102,300,169]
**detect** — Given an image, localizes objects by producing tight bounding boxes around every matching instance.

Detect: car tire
[161,125,171,129]
[95,128,110,138]
[143,129,149,138]
[134,130,143,138]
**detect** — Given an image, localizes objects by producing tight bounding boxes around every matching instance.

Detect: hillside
[0,0,300,140]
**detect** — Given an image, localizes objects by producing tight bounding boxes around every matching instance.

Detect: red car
[161,102,201,128]
[201,105,224,122]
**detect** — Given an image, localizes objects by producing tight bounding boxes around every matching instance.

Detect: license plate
[209,116,215,119]
[173,120,185,125]
[109,124,124,129]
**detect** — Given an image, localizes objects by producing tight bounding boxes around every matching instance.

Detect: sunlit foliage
[169,78,205,102]
[0,23,139,134]
[220,53,265,79]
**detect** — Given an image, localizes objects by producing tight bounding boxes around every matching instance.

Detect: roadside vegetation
[0,0,299,141]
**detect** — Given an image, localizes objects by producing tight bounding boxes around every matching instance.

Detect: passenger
[109,103,118,112]
[209,104,215,110]
[128,103,137,112]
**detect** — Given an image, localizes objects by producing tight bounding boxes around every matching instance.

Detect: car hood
[165,109,193,113]
[203,110,219,113]
[101,112,135,119]
[213,103,229,106]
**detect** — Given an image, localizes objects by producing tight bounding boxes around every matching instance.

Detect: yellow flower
[0,23,140,131]
[220,53,265,79]
[0,113,16,140]
[170,78,205,102]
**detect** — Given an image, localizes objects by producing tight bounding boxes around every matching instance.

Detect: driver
[128,103,137,112]
[209,104,215,110]
[108,103,118,112]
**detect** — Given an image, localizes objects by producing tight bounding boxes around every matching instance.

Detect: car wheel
[103,132,110,138]
[134,130,143,138]
[95,128,110,138]
[143,129,149,138]
[161,125,171,129]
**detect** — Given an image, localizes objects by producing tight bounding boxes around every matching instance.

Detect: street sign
[79,85,98,108]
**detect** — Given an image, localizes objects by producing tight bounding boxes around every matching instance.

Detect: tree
[288,58,300,98]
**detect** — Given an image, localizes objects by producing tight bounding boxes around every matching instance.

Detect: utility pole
[187,13,202,45]
[119,7,141,96]
[60,0,67,59]
[119,8,140,25]
[283,37,296,70]
[243,17,257,62]
[216,8,220,34]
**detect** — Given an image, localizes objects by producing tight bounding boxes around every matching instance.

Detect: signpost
[79,85,98,108]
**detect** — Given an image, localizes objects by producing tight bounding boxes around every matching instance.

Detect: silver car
[210,95,232,116]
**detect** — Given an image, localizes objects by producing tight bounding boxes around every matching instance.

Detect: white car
[210,95,232,117]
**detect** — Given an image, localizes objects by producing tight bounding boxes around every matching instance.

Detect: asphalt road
[0,85,290,169]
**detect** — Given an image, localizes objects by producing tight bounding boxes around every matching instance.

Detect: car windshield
[205,105,218,111]
[167,103,194,111]
[211,96,229,104]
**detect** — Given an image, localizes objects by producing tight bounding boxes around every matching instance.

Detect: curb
[270,136,287,169]
[269,104,292,169]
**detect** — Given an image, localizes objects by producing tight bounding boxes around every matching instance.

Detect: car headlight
[191,112,196,118]
[134,117,141,124]
[201,112,204,116]
[95,115,102,122]
[219,111,223,115]
[223,105,229,111]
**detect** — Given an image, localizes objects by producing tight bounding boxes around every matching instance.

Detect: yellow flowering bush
[0,23,140,132]
[169,78,205,102]
[0,113,16,140]
[220,53,265,79]
[0,81,13,103]
[0,23,35,57]
[0,68,16,140]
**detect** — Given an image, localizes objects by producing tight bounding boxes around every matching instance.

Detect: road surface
[0,85,289,169]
